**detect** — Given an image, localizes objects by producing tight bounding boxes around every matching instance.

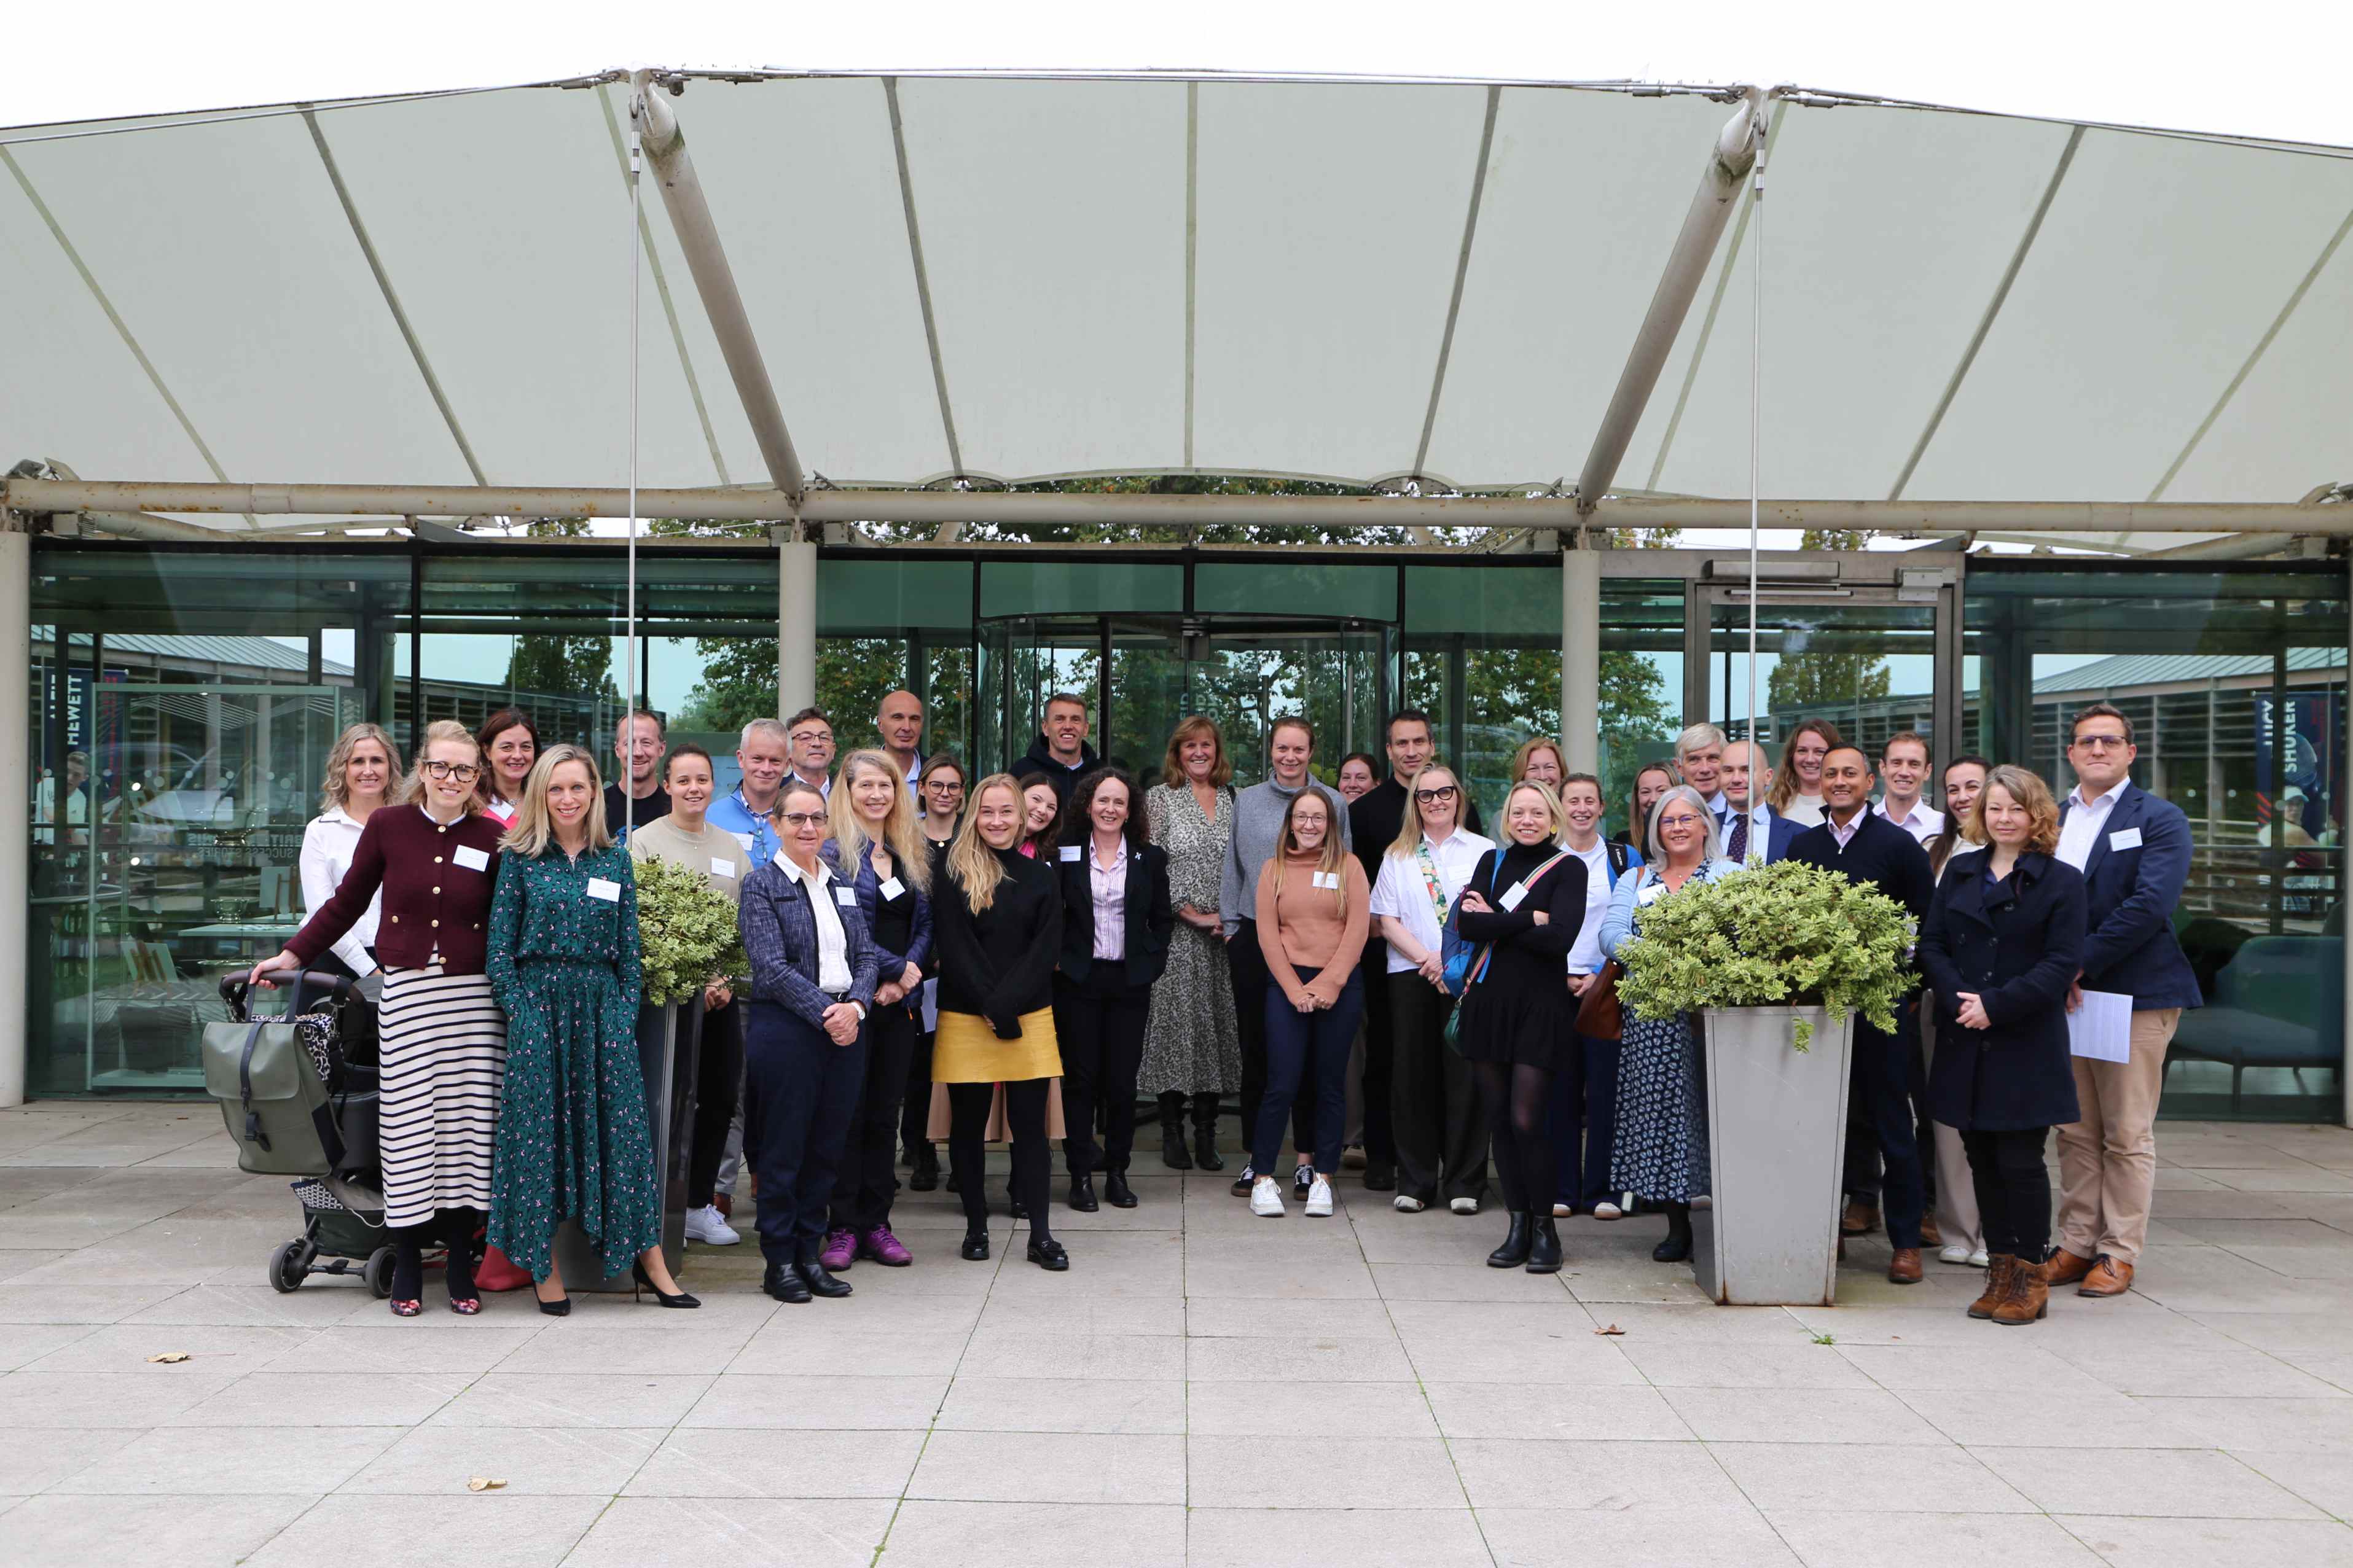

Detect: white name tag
[835,885,858,907]
[879,876,906,900]
[2108,827,2143,851]
[452,845,490,872]
[1059,844,1081,862]
[586,877,622,903]
[1637,881,1667,907]
[1312,871,1339,890]
[710,858,737,880]
[1498,882,1529,911]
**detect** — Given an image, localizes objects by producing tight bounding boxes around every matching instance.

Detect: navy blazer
[820,838,933,988]
[739,857,881,1029]
[1919,850,2086,1131]
[2063,781,2203,1012]
[1719,803,1804,864]
[1054,840,1176,989]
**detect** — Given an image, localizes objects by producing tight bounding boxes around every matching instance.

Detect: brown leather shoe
[1841,1201,1880,1237]
[1888,1247,1924,1284]
[2043,1248,2095,1288]
[2077,1255,2134,1297]
[1993,1255,2050,1325]
[1920,1215,1944,1247]
[1968,1254,2014,1319]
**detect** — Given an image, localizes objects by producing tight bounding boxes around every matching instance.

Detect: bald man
[876,690,925,795]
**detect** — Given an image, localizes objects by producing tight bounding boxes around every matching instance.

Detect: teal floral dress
[485,843,658,1281]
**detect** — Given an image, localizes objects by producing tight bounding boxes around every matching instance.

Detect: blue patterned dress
[1603,858,1741,1205]
[485,842,659,1281]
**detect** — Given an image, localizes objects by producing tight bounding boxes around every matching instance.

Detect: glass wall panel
[818,558,975,771]
[1404,563,1562,820]
[1968,563,2347,1121]
[1600,577,1686,838]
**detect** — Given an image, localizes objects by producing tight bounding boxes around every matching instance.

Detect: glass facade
[21,540,2347,1124]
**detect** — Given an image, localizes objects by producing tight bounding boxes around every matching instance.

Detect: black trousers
[1960,1126,2052,1260]
[947,1077,1053,1244]
[1549,1031,1621,1209]
[1054,970,1151,1177]
[1387,972,1490,1204]
[1846,999,1935,1207]
[1848,1016,1926,1249]
[1230,920,1312,1161]
[743,1000,866,1263]
[830,999,918,1231]
[1357,937,1398,1174]
[901,1018,936,1161]
[687,1000,744,1207]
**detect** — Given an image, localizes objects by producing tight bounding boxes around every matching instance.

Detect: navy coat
[1918,849,2086,1131]
[2063,781,2204,1012]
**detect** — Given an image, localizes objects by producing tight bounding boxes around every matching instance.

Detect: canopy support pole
[633,74,805,507]
[780,534,817,716]
[0,527,27,1106]
[1561,537,1602,775]
[1575,91,1761,515]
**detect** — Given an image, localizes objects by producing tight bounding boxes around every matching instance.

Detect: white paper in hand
[2068,989,2133,1063]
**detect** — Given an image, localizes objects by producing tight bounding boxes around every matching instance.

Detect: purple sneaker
[859,1225,914,1267]
[819,1227,858,1271]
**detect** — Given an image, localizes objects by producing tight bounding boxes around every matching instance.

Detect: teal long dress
[485,841,659,1281]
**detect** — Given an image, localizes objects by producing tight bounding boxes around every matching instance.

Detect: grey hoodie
[1218,774,1353,937]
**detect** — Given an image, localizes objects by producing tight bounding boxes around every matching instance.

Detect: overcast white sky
[14,0,2353,147]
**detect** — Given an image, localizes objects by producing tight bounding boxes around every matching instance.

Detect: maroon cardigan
[288,806,508,974]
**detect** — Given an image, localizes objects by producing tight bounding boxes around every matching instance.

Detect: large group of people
[260,687,2200,1327]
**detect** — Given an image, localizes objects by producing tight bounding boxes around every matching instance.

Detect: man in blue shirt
[708,717,792,868]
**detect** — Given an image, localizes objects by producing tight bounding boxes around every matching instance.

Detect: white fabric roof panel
[1,72,2347,507]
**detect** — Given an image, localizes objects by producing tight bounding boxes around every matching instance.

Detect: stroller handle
[219,970,356,1023]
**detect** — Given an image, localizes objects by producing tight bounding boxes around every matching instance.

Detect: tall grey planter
[554,997,701,1291]
[1691,1005,1854,1308]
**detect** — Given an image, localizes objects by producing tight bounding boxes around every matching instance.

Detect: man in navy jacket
[1718,741,1805,864]
[1790,745,1936,1284]
[2045,703,2202,1300]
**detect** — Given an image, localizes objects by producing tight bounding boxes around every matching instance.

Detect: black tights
[947,1080,1053,1246]
[1960,1126,2051,1260]
[389,1206,482,1301]
[1473,1061,1557,1217]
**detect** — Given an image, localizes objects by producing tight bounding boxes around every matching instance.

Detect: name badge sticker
[586,877,622,903]
[1637,881,1667,907]
[835,885,859,907]
[452,845,490,872]
[879,876,906,900]
[1498,882,1529,911]
[2108,827,2143,851]
[711,858,738,880]
[1312,871,1339,890]
[1059,844,1082,862]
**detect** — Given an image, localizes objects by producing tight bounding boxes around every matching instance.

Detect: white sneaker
[1393,1195,1426,1213]
[1552,1203,1573,1219]
[1592,1201,1623,1222]
[1250,1176,1285,1218]
[684,1204,740,1246]
[1968,1249,1991,1268]
[1450,1196,1479,1215]
[1305,1177,1334,1217]
[1938,1244,1973,1266]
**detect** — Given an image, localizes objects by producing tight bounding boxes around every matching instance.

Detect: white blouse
[298,806,380,976]
[1368,829,1495,974]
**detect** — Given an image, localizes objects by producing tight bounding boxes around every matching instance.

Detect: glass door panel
[1701,587,1941,758]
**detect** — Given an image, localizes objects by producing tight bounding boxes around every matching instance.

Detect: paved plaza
[1,1101,2350,1566]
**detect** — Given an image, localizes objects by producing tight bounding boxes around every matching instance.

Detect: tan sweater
[1255,851,1371,1007]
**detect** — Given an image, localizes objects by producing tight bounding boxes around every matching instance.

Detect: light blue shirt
[1599,857,1743,961]
[707,787,782,868]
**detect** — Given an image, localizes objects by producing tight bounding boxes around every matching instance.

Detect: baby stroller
[209,972,415,1297]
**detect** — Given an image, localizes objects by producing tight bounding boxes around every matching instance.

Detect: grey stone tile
[2189,1167,2353,1195]
[1181,1297,1396,1339]
[2190,1311,2353,1358]
[1425,1381,1692,1441]
[166,1370,472,1427]
[0,1278,194,1324]
[984,1231,1184,1297]
[728,1327,974,1376]
[1186,1433,1460,1508]
[0,1368,244,1426]
[1623,1341,1876,1389]
[1184,1378,1438,1437]
[1449,1437,1752,1511]
[22,1322,314,1375]
[1973,1445,2325,1519]
[2136,1394,2353,1451]
[1381,1297,1602,1336]
[1369,1261,1576,1301]
[428,1372,715,1429]
[2056,1515,2353,1567]
[342,1424,664,1494]
[1184,1333,1414,1383]
[1666,1386,1951,1445]
[934,1374,1186,1434]
[1479,1505,1800,1566]
[2230,1448,2353,1518]
[2221,1245,2353,1279]
[122,1279,390,1328]
[2048,1343,2348,1399]
[1573,1300,1817,1343]
[1398,1329,1647,1386]
[243,1492,606,1566]
[1708,1440,2036,1513]
[626,1427,924,1497]
[562,1496,895,1566]
[1764,1510,2107,1566]
[493,1323,754,1376]
[2,1492,318,1568]
[0,1426,141,1493]
[973,1293,1184,1336]
[0,1250,73,1284]
[883,1500,1184,1566]
[1183,1250,1380,1300]
[959,1328,1184,1380]
[910,1430,1184,1504]
[681,1371,947,1429]
[50,1424,401,1494]
[257,1325,541,1376]
[1186,1505,1492,1566]
[1896,1386,2211,1448]
[1834,1342,2112,1394]
[0,1322,94,1369]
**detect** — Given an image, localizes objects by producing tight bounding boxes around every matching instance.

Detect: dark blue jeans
[743,1000,866,1265]
[1850,1014,1925,1249]
[1254,969,1364,1176]
[1549,1030,1622,1209]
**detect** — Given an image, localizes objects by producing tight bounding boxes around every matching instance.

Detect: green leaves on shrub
[634,856,746,1006]
[1614,858,1917,1045]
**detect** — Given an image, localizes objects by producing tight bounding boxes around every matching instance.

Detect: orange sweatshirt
[1255,851,1371,1007]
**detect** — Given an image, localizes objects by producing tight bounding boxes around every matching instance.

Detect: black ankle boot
[1159,1095,1194,1171]
[1192,1101,1225,1172]
[1527,1217,1564,1274]
[909,1144,940,1191]
[1487,1211,1533,1268]
[1653,1201,1694,1263]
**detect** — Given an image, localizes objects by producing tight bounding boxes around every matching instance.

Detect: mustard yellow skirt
[932,1007,1062,1083]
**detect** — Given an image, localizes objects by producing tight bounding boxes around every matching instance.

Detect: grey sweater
[1218,776,1352,937]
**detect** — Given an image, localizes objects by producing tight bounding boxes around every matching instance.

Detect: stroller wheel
[268,1240,309,1294]
[364,1246,397,1299]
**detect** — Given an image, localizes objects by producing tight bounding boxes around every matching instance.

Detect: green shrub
[635,856,746,1006]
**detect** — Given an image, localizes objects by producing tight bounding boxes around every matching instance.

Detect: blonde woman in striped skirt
[254,720,510,1316]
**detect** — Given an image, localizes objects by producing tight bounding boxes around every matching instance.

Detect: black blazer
[1054,841,1176,989]
[1918,849,2087,1131]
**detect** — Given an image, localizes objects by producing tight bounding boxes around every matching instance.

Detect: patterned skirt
[1610,1010,1711,1204]
[1137,923,1241,1097]
[377,965,507,1230]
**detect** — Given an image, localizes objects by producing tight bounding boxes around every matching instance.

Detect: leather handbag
[203,973,350,1176]
[1575,959,1625,1042]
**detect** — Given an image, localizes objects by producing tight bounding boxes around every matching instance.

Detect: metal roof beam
[632,73,804,505]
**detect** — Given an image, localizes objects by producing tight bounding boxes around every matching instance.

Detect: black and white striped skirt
[378,964,508,1230]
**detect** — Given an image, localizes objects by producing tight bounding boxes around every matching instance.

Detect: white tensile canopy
[1,69,2349,550]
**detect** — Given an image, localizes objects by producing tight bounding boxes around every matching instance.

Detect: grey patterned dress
[1138,782,1242,1098]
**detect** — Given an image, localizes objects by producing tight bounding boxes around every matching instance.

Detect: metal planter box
[1692,1005,1854,1307]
